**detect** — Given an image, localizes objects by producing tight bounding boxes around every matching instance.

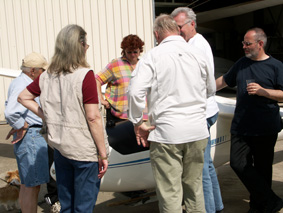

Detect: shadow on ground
[0,143,16,159]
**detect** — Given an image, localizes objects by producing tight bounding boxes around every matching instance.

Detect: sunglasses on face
[127,51,139,54]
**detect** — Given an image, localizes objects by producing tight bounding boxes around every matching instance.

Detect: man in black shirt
[216,27,283,213]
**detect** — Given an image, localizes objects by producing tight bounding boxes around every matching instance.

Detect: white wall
[0,0,155,121]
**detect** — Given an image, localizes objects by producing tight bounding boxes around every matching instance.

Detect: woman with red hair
[96,34,147,125]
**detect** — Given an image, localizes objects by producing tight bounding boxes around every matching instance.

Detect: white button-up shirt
[188,33,219,118]
[127,35,216,144]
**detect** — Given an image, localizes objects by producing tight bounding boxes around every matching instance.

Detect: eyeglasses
[126,51,139,54]
[35,68,45,72]
[242,41,258,46]
[178,21,190,29]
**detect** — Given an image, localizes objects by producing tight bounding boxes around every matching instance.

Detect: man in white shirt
[171,7,224,213]
[127,14,215,213]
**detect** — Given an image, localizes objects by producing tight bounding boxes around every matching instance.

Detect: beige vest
[39,68,109,161]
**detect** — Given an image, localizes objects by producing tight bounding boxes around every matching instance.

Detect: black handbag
[106,108,116,127]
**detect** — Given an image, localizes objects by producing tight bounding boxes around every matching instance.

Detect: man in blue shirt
[5,52,49,213]
[216,28,283,213]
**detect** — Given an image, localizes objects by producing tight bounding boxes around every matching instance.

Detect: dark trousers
[230,134,280,209]
[45,145,59,204]
[54,149,100,213]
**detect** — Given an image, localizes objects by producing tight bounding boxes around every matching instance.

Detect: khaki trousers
[150,139,207,213]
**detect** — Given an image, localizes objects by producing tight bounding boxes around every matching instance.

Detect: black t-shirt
[224,56,283,136]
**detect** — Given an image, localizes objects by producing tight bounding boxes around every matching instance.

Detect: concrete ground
[1,122,283,213]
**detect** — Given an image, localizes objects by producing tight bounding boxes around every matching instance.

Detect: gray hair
[48,24,89,74]
[247,27,267,48]
[171,7,197,28]
[20,66,32,73]
[153,14,179,37]
[21,66,44,75]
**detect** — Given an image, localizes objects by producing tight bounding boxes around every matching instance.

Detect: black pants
[230,134,280,209]
[45,145,59,205]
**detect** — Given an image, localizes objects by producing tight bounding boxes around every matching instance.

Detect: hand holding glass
[246,79,255,95]
[246,79,255,85]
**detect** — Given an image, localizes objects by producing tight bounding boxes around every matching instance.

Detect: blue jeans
[54,149,101,213]
[203,113,224,212]
[14,127,49,187]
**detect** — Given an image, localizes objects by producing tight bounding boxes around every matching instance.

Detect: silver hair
[171,7,197,28]
[20,66,32,73]
[153,14,179,37]
[48,24,89,74]
[247,27,267,49]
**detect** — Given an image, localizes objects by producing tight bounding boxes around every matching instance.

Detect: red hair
[121,34,144,56]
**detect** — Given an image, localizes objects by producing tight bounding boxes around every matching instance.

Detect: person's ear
[154,31,159,40]
[30,68,35,76]
[178,27,181,35]
[258,40,264,48]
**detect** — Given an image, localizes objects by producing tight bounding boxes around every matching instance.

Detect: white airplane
[100,95,283,192]
[100,96,234,192]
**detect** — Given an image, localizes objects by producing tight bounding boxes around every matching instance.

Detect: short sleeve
[275,61,283,90]
[95,61,114,84]
[82,71,99,104]
[223,57,245,88]
[27,75,41,96]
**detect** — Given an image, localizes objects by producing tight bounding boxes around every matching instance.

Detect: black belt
[29,124,42,128]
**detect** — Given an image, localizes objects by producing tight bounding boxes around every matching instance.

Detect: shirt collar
[159,35,186,45]
[121,56,139,64]
[20,72,33,83]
